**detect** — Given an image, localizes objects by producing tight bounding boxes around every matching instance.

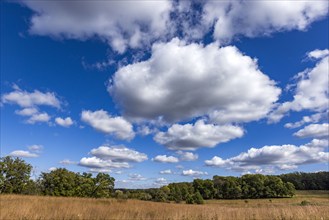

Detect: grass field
[1,191,328,220]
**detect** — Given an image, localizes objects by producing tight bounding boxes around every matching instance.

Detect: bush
[185,194,194,204]
[193,192,204,204]
[300,200,311,206]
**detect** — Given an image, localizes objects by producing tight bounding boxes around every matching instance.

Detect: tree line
[0,156,114,197]
[1,156,328,203]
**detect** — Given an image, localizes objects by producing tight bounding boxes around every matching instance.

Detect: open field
[1,191,328,220]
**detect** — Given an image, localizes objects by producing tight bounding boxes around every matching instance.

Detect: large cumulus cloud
[109,38,281,124]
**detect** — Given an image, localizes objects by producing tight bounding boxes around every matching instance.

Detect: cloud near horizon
[205,139,329,173]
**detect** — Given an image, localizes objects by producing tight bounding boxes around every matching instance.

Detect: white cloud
[203,1,328,43]
[308,49,329,59]
[269,51,329,123]
[294,123,329,139]
[182,169,208,177]
[81,110,135,140]
[176,151,198,161]
[79,156,130,169]
[284,112,325,129]
[2,87,62,125]
[9,150,38,158]
[59,159,77,165]
[128,173,146,181]
[89,168,112,173]
[205,139,329,172]
[17,1,327,53]
[79,145,147,171]
[28,144,43,153]
[55,117,74,127]
[90,146,148,163]
[26,112,51,124]
[20,0,172,53]
[48,167,57,171]
[110,39,280,124]
[15,108,38,116]
[2,86,61,108]
[159,169,172,174]
[154,120,244,151]
[154,177,168,186]
[153,155,179,163]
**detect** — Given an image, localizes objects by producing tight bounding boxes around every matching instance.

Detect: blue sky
[1,1,328,188]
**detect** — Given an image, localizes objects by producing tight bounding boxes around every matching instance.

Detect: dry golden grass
[1,191,328,220]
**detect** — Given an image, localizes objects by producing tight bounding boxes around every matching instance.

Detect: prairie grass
[1,191,328,220]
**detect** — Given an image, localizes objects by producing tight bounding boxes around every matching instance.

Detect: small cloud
[307,49,329,59]
[81,110,135,140]
[48,167,57,171]
[154,177,168,186]
[152,155,179,163]
[159,169,172,174]
[182,169,208,177]
[55,117,74,127]
[176,151,198,161]
[293,123,329,139]
[28,145,43,153]
[59,159,77,165]
[9,150,39,158]
[128,173,146,181]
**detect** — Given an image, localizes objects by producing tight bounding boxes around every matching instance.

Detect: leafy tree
[185,193,194,204]
[0,156,33,194]
[193,191,204,204]
[92,173,115,198]
[40,168,77,196]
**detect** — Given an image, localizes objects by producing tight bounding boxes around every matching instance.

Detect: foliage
[40,168,115,198]
[279,172,329,190]
[0,156,33,194]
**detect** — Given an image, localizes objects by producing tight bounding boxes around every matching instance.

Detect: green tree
[92,173,115,198]
[193,191,204,204]
[40,168,77,196]
[0,156,33,194]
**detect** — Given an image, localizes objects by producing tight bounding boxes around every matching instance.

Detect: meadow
[1,191,328,220]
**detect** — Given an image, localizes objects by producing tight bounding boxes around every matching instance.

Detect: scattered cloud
[154,120,244,151]
[308,49,329,59]
[55,117,74,127]
[109,39,281,124]
[15,107,38,116]
[79,156,130,170]
[2,86,62,125]
[89,168,112,173]
[48,167,57,171]
[81,110,135,140]
[79,145,147,171]
[2,86,61,108]
[153,155,179,163]
[205,139,329,173]
[176,151,198,161]
[59,159,77,165]
[182,169,208,177]
[20,0,173,53]
[269,50,329,123]
[159,169,172,174]
[154,177,168,186]
[90,146,148,163]
[294,123,329,139]
[26,112,51,124]
[28,145,43,153]
[19,1,328,53]
[284,112,325,129]
[128,173,146,181]
[202,1,328,43]
[9,150,39,158]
